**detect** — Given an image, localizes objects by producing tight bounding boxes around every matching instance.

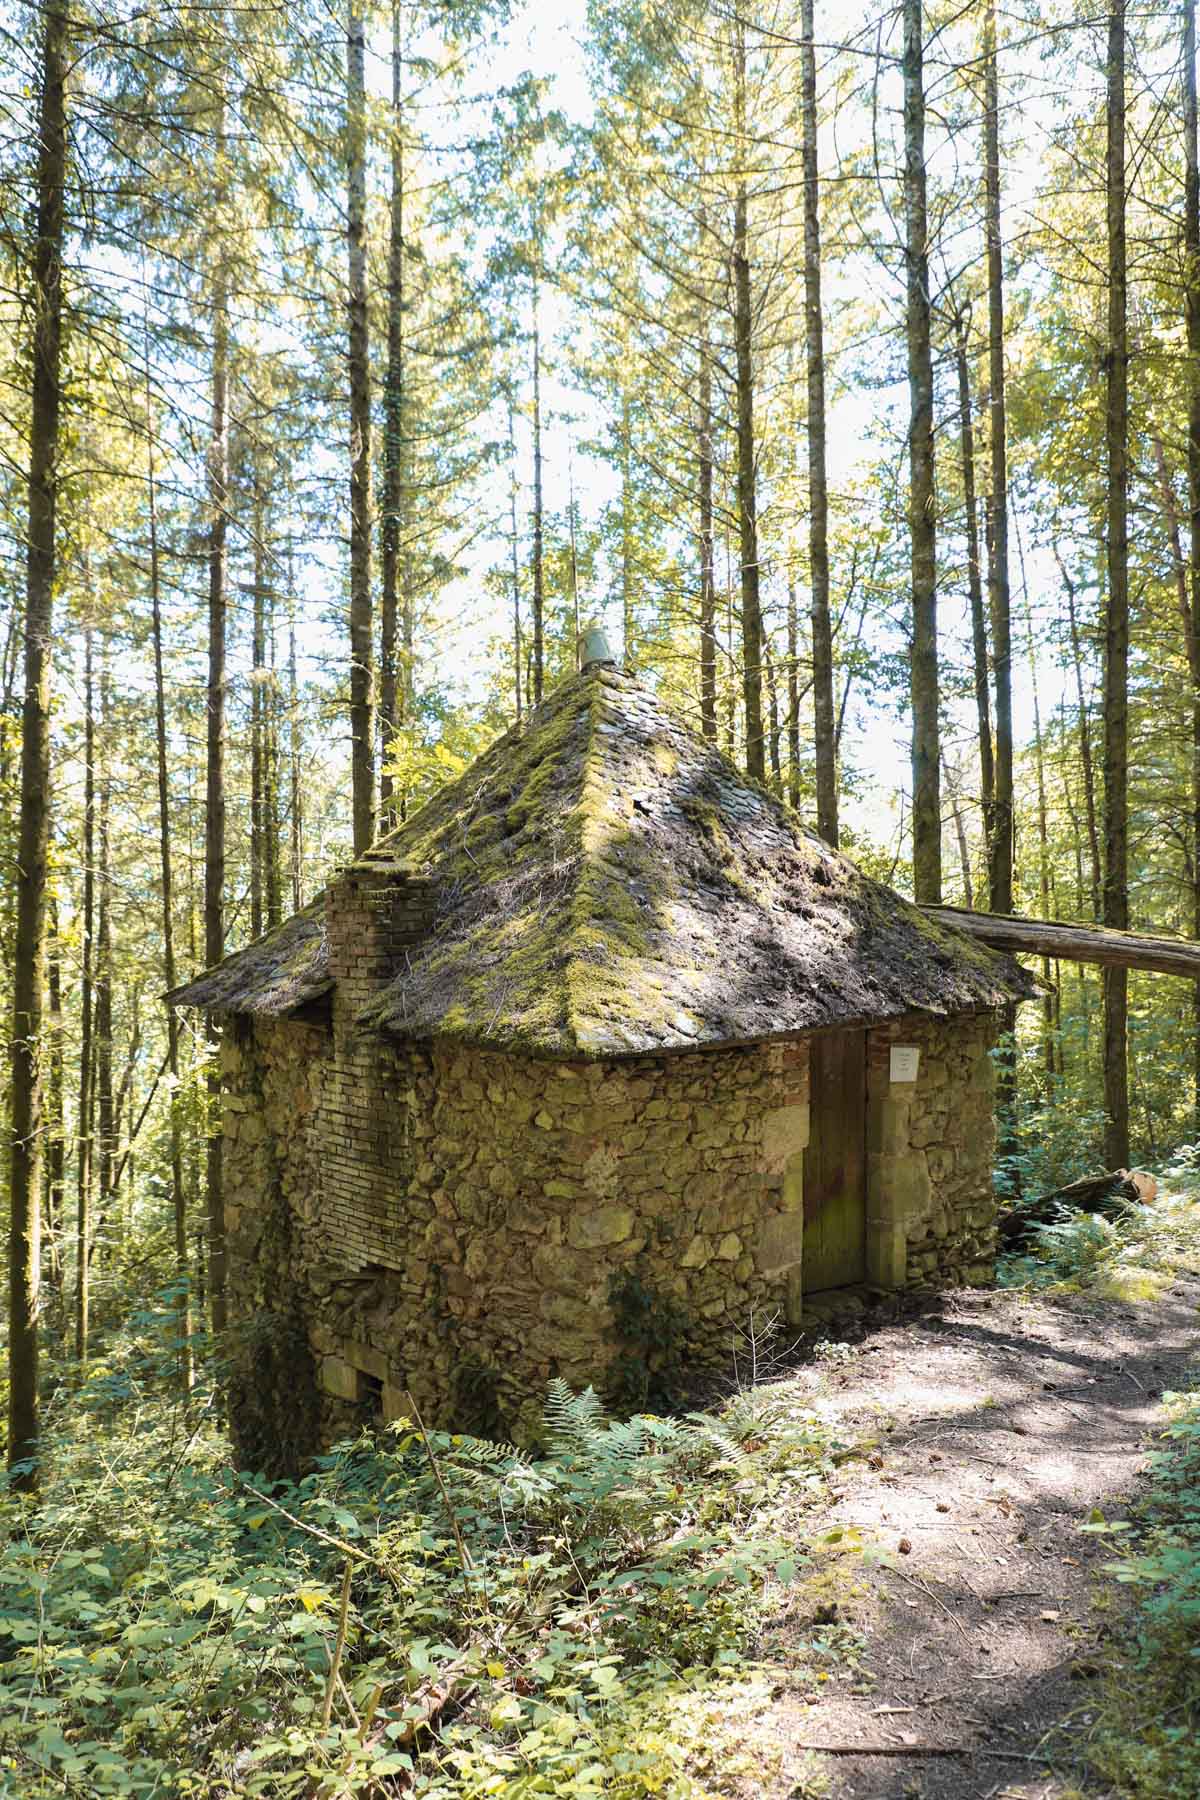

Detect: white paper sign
[890,1045,920,1084]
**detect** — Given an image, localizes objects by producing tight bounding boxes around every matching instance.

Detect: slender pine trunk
[954,310,994,862]
[149,399,192,1387]
[380,1,405,821]
[903,0,940,901]
[250,486,265,940]
[288,530,302,911]
[75,627,94,1365]
[698,208,717,737]
[801,0,836,842]
[787,564,800,810]
[1103,0,1130,1168]
[942,755,974,907]
[10,0,67,1483]
[764,637,783,793]
[205,232,229,1336]
[1056,550,1102,916]
[95,662,114,1259]
[567,434,581,645]
[983,0,1013,915]
[507,393,523,721]
[45,905,64,1301]
[1182,0,1200,1132]
[264,581,281,931]
[620,392,633,664]
[733,26,764,780]
[531,284,545,704]
[347,2,374,853]
[1025,599,1056,1083]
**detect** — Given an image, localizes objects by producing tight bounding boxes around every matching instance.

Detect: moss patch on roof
[355,667,1033,1055]
[167,901,329,1017]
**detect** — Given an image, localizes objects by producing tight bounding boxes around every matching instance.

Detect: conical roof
[170,666,1032,1050]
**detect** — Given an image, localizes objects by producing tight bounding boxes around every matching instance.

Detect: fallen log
[998,1168,1157,1250]
[922,905,1200,980]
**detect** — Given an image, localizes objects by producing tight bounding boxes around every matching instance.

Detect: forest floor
[4,1207,1199,1799]
[749,1277,1200,1800]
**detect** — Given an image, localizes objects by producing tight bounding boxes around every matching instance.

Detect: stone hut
[172,661,1033,1461]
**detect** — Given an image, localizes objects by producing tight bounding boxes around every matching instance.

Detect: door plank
[804,1030,867,1290]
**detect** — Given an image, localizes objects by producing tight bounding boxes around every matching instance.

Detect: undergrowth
[997,1153,1200,1298]
[1080,1386,1200,1797]
[0,1312,852,1799]
[996,1167,1200,1795]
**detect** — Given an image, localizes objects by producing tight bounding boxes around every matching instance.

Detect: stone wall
[218,1004,999,1463]
[865,1013,999,1291]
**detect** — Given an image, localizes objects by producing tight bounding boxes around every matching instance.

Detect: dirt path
[758,1281,1200,1799]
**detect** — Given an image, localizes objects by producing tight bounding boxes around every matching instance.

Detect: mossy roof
[170,665,1034,1051]
[165,900,331,1017]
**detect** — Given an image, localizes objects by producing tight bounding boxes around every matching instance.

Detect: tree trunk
[942,755,974,907]
[801,0,837,843]
[1182,0,1200,1134]
[9,0,67,1483]
[507,392,523,722]
[347,1,374,853]
[764,635,783,792]
[567,433,581,645]
[380,0,405,823]
[264,582,281,931]
[149,398,192,1389]
[1056,548,1102,917]
[953,309,994,858]
[288,532,303,912]
[903,0,940,901]
[95,660,114,1256]
[983,0,1013,915]
[733,25,765,780]
[620,392,633,662]
[698,208,717,738]
[206,233,229,1335]
[724,528,737,756]
[250,486,265,941]
[1025,598,1057,1082]
[531,283,545,705]
[45,907,64,1301]
[75,626,94,1365]
[787,565,801,810]
[1103,0,1130,1169]
[923,907,1200,980]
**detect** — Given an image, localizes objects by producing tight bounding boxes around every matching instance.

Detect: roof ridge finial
[578,623,616,671]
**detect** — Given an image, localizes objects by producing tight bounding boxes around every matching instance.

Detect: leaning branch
[924,905,1200,980]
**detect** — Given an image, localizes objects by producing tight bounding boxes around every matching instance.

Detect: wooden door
[804,1029,867,1291]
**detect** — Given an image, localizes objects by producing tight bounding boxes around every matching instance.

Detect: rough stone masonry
[219,991,997,1460]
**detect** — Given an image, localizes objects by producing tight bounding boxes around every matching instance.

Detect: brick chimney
[325,864,433,1022]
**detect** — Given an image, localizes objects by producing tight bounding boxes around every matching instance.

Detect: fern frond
[542,1381,607,1460]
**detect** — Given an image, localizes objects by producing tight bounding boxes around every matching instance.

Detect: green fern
[542,1379,607,1460]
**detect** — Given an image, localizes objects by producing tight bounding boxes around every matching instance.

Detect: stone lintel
[338,1337,390,1382]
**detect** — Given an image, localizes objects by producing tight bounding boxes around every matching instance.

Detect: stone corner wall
[218,1002,1001,1465]
[865,1012,999,1292]
[220,1023,816,1449]
[219,1017,328,1474]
